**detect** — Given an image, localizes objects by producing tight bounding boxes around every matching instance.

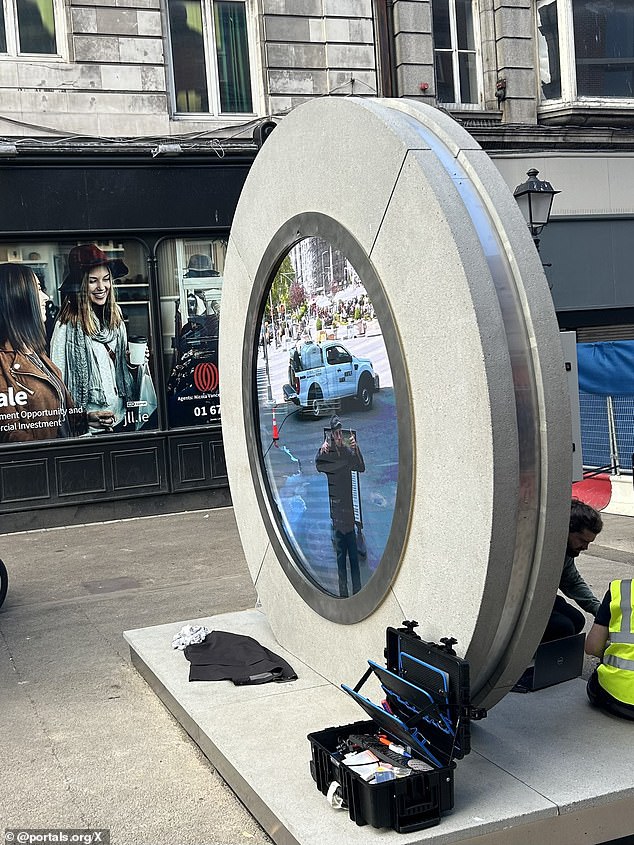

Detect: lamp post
[513,168,560,251]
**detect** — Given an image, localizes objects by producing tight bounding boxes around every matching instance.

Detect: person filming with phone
[316,414,365,598]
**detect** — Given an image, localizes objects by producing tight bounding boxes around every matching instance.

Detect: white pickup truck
[284,340,379,417]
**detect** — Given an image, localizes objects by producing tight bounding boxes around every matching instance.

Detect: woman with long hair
[50,244,136,432]
[0,262,113,442]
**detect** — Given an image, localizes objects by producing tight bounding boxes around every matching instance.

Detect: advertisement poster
[0,241,157,444]
[163,250,222,428]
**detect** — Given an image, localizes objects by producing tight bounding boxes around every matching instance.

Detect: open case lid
[342,627,475,768]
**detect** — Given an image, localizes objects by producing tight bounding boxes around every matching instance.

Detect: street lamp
[513,168,560,251]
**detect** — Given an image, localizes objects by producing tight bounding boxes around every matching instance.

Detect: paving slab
[0,509,271,845]
[125,608,634,845]
[2,506,633,844]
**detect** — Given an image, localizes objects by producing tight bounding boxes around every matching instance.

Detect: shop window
[432,0,481,105]
[166,0,253,115]
[0,0,61,56]
[0,240,156,445]
[538,0,634,101]
[156,238,226,428]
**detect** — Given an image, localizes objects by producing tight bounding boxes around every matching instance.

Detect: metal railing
[579,392,634,474]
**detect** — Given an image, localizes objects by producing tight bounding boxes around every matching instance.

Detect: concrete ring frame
[220,97,571,709]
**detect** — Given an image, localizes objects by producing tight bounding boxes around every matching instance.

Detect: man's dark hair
[570,498,603,535]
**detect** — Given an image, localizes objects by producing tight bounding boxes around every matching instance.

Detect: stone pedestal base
[125,609,632,845]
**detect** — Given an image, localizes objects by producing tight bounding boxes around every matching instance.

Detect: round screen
[254,235,401,601]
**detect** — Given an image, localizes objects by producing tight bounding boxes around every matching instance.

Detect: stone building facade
[0,0,547,140]
[1,0,634,524]
[1,2,632,140]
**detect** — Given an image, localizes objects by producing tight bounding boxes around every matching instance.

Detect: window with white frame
[0,0,61,56]
[538,0,634,101]
[166,0,253,115]
[432,0,480,105]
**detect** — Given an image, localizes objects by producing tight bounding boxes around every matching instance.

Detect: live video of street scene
[256,236,399,599]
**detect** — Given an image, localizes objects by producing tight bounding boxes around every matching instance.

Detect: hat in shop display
[60,244,129,296]
[184,253,220,278]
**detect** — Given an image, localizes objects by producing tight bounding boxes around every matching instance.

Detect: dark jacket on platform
[560,554,600,616]
[184,631,297,684]
[0,344,86,442]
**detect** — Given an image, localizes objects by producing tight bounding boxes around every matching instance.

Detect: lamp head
[513,168,560,237]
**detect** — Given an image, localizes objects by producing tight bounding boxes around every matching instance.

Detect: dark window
[167,0,253,115]
[168,0,209,113]
[432,0,479,104]
[214,1,252,113]
[0,0,58,55]
[574,0,634,97]
[0,5,7,52]
[17,0,56,53]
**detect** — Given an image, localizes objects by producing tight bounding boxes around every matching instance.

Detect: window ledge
[440,102,494,112]
[539,100,634,127]
[445,107,503,128]
[171,113,258,122]
[0,54,65,61]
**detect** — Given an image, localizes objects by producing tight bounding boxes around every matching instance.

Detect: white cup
[128,336,148,366]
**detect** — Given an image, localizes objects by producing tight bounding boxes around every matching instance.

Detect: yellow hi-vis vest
[598,579,634,705]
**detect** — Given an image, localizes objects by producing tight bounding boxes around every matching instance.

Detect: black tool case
[308,622,485,833]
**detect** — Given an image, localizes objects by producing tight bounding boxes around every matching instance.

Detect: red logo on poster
[193,362,219,393]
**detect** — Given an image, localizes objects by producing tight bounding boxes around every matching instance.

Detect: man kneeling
[542,498,602,642]
[585,578,634,721]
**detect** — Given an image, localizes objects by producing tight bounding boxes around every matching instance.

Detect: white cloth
[171,624,210,650]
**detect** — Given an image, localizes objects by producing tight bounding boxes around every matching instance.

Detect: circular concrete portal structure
[220,98,571,709]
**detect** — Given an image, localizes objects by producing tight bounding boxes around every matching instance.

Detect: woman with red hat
[50,244,136,433]
[0,262,114,442]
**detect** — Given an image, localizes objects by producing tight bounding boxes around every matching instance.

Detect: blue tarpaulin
[577,340,634,396]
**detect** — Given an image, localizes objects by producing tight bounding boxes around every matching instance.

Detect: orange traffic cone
[272,408,279,441]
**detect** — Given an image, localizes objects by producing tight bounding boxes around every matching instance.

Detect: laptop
[514,632,585,692]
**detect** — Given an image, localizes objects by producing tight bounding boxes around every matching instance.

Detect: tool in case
[308,621,486,833]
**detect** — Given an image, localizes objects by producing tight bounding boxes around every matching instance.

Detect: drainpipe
[373,0,396,97]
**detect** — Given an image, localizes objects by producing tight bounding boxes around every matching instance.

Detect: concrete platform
[125,609,634,845]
